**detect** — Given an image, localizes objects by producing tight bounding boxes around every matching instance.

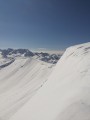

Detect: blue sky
[0,0,90,50]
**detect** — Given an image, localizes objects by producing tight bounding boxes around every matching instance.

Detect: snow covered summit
[10,42,90,120]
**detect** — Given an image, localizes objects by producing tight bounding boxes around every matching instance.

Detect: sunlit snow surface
[0,57,54,120]
[10,42,90,120]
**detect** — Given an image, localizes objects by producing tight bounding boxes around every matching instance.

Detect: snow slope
[10,42,90,120]
[0,57,53,120]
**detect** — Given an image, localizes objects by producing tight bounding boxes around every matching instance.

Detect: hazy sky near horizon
[0,0,90,49]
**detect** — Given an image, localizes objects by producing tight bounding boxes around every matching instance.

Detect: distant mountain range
[0,48,63,64]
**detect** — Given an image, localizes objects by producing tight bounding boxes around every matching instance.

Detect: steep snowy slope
[10,42,90,120]
[0,57,54,120]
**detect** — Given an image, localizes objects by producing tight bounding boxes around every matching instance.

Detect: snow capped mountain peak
[0,48,34,58]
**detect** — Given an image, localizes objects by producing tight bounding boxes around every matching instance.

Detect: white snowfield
[0,57,54,120]
[10,42,90,120]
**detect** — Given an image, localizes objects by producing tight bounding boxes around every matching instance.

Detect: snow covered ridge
[0,48,62,120]
[10,42,90,120]
[0,55,54,120]
[0,48,63,64]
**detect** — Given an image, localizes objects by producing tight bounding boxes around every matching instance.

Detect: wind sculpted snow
[0,57,54,120]
[10,42,90,120]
